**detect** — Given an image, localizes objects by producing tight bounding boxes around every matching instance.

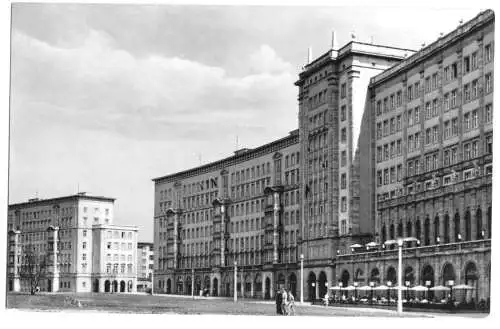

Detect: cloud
[11,28,297,142]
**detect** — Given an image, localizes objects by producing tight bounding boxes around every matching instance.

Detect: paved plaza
[5,293,487,317]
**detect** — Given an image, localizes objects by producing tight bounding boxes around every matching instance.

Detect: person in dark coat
[276,289,283,314]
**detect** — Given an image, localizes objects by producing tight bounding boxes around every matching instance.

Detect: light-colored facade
[6,193,138,293]
[295,37,414,300]
[136,242,154,292]
[153,131,300,298]
[151,9,493,304]
[339,9,493,303]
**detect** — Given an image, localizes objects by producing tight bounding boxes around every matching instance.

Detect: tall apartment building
[136,242,154,292]
[338,9,493,303]
[153,131,300,298]
[7,193,138,293]
[295,35,414,300]
[153,10,493,303]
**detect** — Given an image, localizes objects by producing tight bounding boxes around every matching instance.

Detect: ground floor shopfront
[155,263,336,300]
[333,239,491,303]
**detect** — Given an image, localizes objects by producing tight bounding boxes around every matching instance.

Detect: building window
[340,173,347,189]
[341,105,346,121]
[377,171,382,186]
[463,112,471,131]
[341,151,347,167]
[341,197,347,212]
[341,83,346,98]
[485,73,493,93]
[451,118,459,136]
[340,128,347,143]
[463,83,470,102]
[463,55,470,74]
[484,43,492,62]
[82,242,87,249]
[485,103,493,123]
[451,89,457,108]
[486,135,493,154]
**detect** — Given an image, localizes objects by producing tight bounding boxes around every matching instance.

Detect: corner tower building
[295,39,413,297]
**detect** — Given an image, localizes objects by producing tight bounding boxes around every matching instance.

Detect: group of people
[275,288,296,315]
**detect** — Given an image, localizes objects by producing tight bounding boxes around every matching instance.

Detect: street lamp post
[369,281,375,304]
[354,281,358,301]
[234,261,237,302]
[405,281,410,301]
[300,254,304,304]
[384,237,419,315]
[191,268,195,299]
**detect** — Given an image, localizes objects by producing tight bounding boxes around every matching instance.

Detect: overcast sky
[9,3,483,242]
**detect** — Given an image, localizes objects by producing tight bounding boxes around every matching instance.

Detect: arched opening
[454,212,461,242]
[265,277,271,300]
[444,213,450,243]
[386,267,397,285]
[223,274,231,297]
[8,280,13,291]
[340,270,350,288]
[195,276,202,295]
[354,268,364,284]
[120,280,126,292]
[93,279,99,293]
[488,206,492,238]
[176,277,184,295]
[277,273,286,290]
[254,275,262,299]
[318,271,328,298]
[434,215,440,243]
[186,276,192,296]
[212,277,219,297]
[47,279,52,292]
[422,264,435,300]
[127,280,133,292]
[465,209,471,241]
[166,278,172,294]
[476,208,483,240]
[424,216,430,245]
[307,272,317,301]
[389,224,395,249]
[464,262,479,303]
[415,218,421,243]
[204,276,210,296]
[113,280,118,293]
[104,280,110,293]
[370,268,380,284]
[442,263,456,286]
[397,222,403,238]
[407,221,413,238]
[404,266,415,285]
[381,225,387,244]
[288,273,297,298]
[244,275,252,298]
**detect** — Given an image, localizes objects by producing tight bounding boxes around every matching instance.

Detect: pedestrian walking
[276,289,282,315]
[281,288,288,315]
[287,291,296,316]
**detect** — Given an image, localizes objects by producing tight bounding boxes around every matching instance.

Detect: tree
[18,243,48,295]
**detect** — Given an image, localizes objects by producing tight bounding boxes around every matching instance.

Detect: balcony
[336,239,491,263]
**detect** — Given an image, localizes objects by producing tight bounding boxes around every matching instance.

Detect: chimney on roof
[331,30,338,50]
[307,47,313,64]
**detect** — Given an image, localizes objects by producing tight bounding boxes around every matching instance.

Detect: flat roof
[8,193,115,209]
[152,129,299,184]
[370,9,494,87]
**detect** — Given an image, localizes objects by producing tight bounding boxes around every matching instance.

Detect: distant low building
[136,242,154,292]
[6,192,139,293]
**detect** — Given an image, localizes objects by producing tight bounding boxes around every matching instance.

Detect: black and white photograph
[1,0,497,323]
